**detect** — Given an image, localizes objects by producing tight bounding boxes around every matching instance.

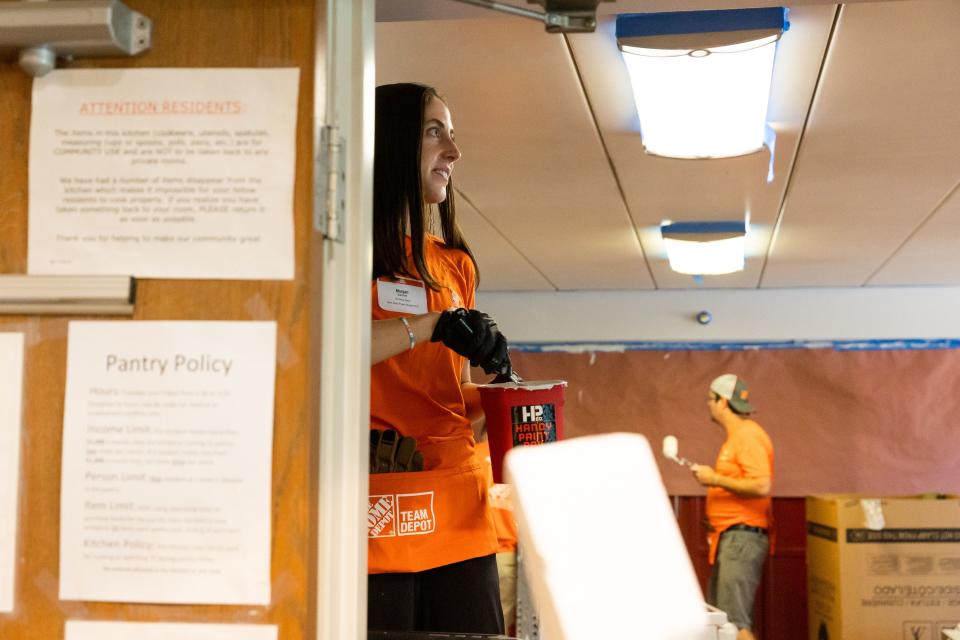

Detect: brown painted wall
[510,348,960,496]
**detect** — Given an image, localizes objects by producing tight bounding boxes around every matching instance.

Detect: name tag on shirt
[377,279,428,314]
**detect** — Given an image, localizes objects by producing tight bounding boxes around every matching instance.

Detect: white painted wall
[478,287,960,343]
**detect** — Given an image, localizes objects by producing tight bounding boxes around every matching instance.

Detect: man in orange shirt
[691,374,774,640]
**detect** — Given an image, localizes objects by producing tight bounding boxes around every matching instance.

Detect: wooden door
[0,1,322,637]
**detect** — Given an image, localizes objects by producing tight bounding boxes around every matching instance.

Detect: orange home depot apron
[368,459,499,574]
[474,440,519,553]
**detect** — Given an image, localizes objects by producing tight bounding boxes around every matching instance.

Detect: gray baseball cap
[710,374,755,414]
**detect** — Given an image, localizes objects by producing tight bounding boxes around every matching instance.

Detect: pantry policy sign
[28,68,298,280]
[59,321,277,605]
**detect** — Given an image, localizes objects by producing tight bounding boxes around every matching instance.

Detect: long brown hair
[372,83,478,290]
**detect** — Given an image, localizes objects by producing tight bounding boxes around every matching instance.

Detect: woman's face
[420,96,461,205]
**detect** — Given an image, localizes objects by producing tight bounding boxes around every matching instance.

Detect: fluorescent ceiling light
[616,8,788,159]
[0,275,135,315]
[661,221,746,275]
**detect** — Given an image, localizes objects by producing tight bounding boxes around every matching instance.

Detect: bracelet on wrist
[399,316,416,351]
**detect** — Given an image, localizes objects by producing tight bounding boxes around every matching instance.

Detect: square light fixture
[616,8,788,159]
[660,220,746,275]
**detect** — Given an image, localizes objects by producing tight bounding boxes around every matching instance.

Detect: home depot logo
[368,495,396,537]
[368,491,436,538]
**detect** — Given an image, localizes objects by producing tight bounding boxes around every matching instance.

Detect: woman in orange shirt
[368,82,512,634]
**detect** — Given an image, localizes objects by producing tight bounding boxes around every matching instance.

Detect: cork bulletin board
[0,1,321,638]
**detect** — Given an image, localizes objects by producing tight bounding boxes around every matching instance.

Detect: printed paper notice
[66,620,277,640]
[59,321,276,604]
[0,333,24,612]
[28,68,299,279]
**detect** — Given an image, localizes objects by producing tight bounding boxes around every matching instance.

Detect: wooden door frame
[315,1,375,639]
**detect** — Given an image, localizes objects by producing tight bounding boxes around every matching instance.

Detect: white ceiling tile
[869,180,960,285]
[762,0,960,287]
[454,191,555,291]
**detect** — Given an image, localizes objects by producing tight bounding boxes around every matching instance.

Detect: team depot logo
[368,492,436,538]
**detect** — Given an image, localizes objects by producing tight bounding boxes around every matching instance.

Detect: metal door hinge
[315,124,346,242]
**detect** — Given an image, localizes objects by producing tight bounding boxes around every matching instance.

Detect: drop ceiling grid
[454,192,556,291]
[761,0,960,287]
[868,179,960,286]
[376,19,653,291]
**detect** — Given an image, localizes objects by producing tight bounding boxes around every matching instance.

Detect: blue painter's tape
[616,8,789,40]
[511,339,960,353]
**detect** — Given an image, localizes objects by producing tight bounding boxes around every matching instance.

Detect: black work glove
[431,308,512,376]
[370,428,424,473]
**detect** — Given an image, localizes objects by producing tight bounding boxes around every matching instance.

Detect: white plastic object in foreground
[704,604,739,640]
[505,433,707,640]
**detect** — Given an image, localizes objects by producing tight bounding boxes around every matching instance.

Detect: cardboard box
[807,495,960,640]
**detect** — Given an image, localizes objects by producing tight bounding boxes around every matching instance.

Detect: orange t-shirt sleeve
[457,252,477,309]
[737,440,772,479]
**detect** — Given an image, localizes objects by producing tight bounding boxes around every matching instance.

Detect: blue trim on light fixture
[660,220,746,236]
[615,8,789,40]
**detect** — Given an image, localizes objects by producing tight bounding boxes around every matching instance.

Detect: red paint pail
[478,380,567,483]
